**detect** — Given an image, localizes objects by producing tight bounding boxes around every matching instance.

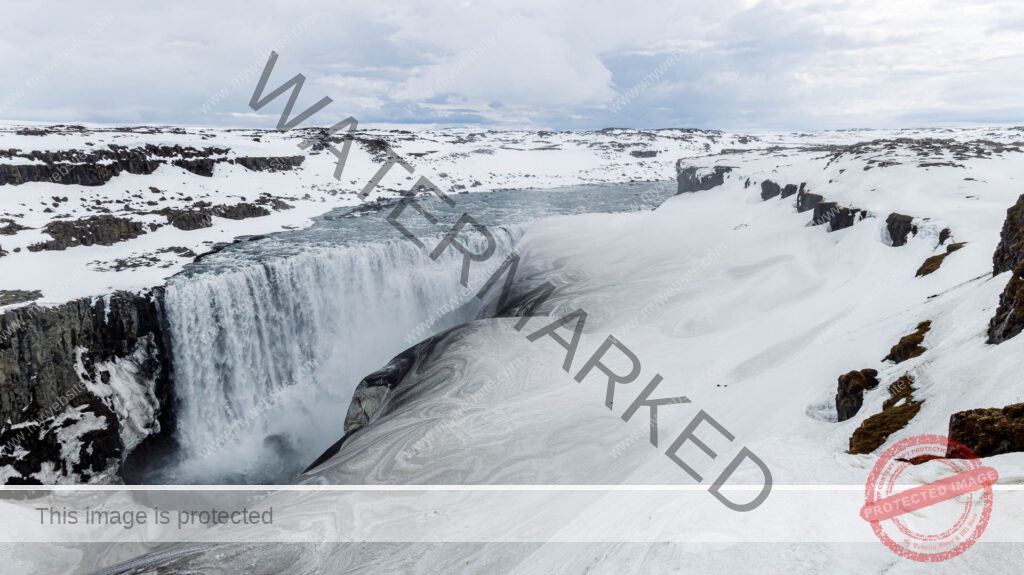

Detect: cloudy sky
[2,0,1024,131]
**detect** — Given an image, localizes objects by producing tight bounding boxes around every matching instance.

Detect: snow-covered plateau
[3,123,1024,573]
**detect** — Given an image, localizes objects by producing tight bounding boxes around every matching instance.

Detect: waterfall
[159,228,524,484]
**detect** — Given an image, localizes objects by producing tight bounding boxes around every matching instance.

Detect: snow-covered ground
[3,122,1021,306]
[4,125,1024,573]
[0,123,749,305]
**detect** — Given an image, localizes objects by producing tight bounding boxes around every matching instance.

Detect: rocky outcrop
[27,215,146,252]
[760,180,781,200]
[883,321,931,363]
[812,202,867,231]
[797,187,824,213]
[947,403,1024,457]
[988,195,1024,343]
[781,183,799,199]
[0,290,42,306]
[992,195,1024,275]
[886,213,917,247]
[211,203,271,220]
[162,209,213,231]
[0,145,304,186]
[836,368,880,422]
[988,271,1024,343]
[158,202,271,231]
[0,291,172,484]
[172,158,216,177]
[676,165,732,194]
[629,150,658,158]
[231,156,305,172]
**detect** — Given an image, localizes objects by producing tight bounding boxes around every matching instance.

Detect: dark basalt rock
[948,403,1024,457]
[0,291,172,484]
[27,215,146,252]
[0,146,309,186]
[812,202,867,231]
[0,399,122,484]
[989,196,1024,343]
[676,164,732,194]
[760,180,782,200]
[231,156,304,172]
[210,203,271,220]
[630,150,658,158]
[780,183,799,199]
[0,290,42,306]
[173,158,216,177]
[0,219,29,235]
[162,209,213,231]
[159,202,270,231]
[797,187,824,213]
[989,269,1024,343]
[886,213,918,247]
[836,368,880,422]
[993,196,1024,275]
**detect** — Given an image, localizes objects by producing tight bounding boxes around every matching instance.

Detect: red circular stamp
[860,434,997,562]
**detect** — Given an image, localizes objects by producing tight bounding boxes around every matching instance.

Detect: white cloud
[0,0,1021,130]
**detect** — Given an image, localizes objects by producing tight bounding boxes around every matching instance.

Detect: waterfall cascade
[160,228,524,484]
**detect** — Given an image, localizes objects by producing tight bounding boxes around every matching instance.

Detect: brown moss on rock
[849,375,922,454]
[948,402,1024,457]
[836,368,880,422]
[883,321,931,363]
[916,242,966,276]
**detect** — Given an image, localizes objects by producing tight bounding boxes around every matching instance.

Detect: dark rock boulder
[886,213,918,247]
[211,203,271,220]
[780,183,799,199]
[760,180,782,200]
[948,403,1024,457]
[162,209,213,231]
[812,202,867,231]
[676,165,732,194]
[836,368,880,422]
[27,215,146,252]
[797,187,824,213]
[0,219,29,235]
